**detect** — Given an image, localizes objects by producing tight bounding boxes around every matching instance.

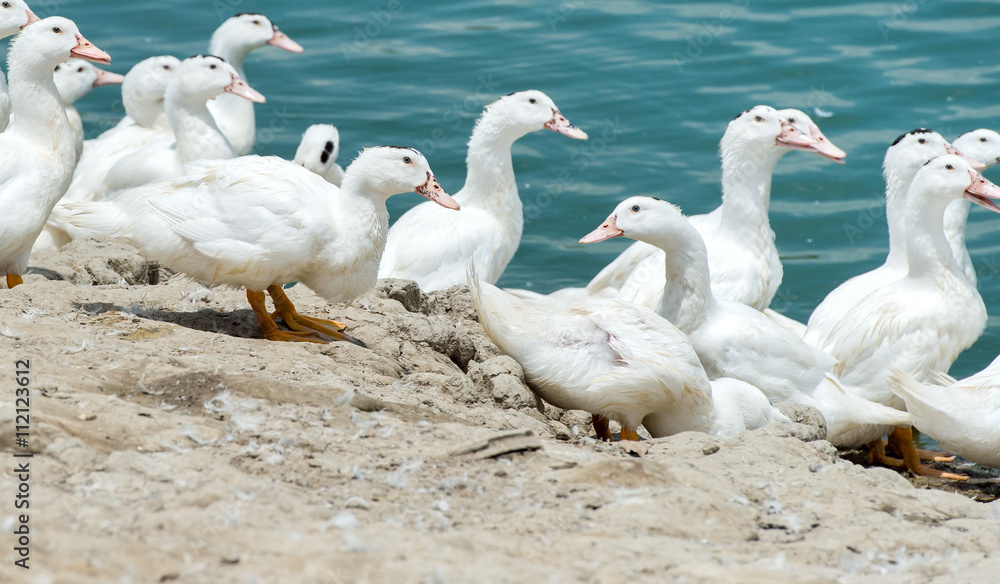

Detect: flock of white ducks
[2,6,999,479]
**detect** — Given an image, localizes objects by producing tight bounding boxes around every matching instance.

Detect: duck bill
[579,214,623,244]
[92,68,125,87]
[964,169,1000,213]
[545,108,588,140]
[268,29,304,53]
[225,75,266,103]
[776,120,821,152]
[805,123,846,164]
[946,143,986,171]
[21,8,39,28]
[70,34,111,65]
[416,172,459,210]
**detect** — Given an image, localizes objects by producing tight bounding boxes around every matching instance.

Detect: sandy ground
[1,238,999,584]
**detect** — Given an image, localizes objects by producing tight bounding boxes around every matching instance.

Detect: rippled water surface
[36,0,1000,382]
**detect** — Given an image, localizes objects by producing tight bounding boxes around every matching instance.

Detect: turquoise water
[38,0,1000,381]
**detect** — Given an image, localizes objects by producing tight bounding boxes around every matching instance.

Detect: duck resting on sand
[469,267,789,442]
[66,147,459,343]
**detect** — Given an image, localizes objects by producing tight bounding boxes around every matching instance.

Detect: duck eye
[754,115,764,122]
[982,137,989,143]
[917,138,926,144]
[163,65,171,70]
[209,64,217,69]
[528,98,537,104]
[54,65,60,71]
[77,67,84,73]
[52,26,61,34]
[945,164,954,170]
[402,156,412,164]
[252,19,261,25]
[2,2,11,8]
[631,205,640,213]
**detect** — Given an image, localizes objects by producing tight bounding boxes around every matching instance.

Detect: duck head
[53,59,124,105]
[776,108,846,163]
[483,90,588,141]
[294,124,341,176]
[953,128,1000,169]
[170,55,265,105]
[121,55,181,126]
[347,146,460,210]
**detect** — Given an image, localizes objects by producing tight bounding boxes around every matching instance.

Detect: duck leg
[619,426,641,442]
[592,414,611,441]
[889,426,967,481]
[246,289,325,343]
[885,428,955,462]
[867,438,905,468]
[6,274,23,288]
[265,285,365,346]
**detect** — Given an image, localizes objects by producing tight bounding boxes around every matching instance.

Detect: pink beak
[946,143,986,171]
[225,74,266,103]
[579,214,624,244]
[544,108,588,140]
[415,172,459,210]
[776,120,821,151]
[964,169,1000,213]
[21,8,39,29]
[267,30,304,53]
[804,122,847,164]
[92,68,125,88]
[70,33,111,65]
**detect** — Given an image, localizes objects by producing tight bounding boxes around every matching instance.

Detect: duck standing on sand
[379,90,587,291]
[0,17,110,290]
[804,155,1000,479]
[66,147,459,343]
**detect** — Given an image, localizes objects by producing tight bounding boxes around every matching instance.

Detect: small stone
[548,421,573,441]
[345,496,371,510]
[77,413,97,421]
[702,443,721,455]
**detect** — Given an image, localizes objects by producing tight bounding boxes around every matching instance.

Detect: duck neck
[6,53,74,159]
[882,165,912,270]
[459,112,524,228]
[904,194,960,280]
[165,88,236,162]
[717,143,783,233]
[339,172,391,257]
[651,229,717,335]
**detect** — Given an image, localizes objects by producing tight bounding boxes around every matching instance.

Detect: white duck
[207,12,303,156]
[804,155,1000,478]
[66,147,459,342]
[946,128,1000,286]
[804,130,981,347]
[378,90,587,291]
[88,55,264,201]
[35,55,180,252]
[889,357,1000,469]
[0,0,38,131]
[0,17,109,290]
[53,58,124,157]
[469,274,788,441]
[586,105,842,313]
[579,196,910,446]
[294,124,345,186]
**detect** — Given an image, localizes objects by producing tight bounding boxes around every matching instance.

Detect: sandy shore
[1,238,998,583]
